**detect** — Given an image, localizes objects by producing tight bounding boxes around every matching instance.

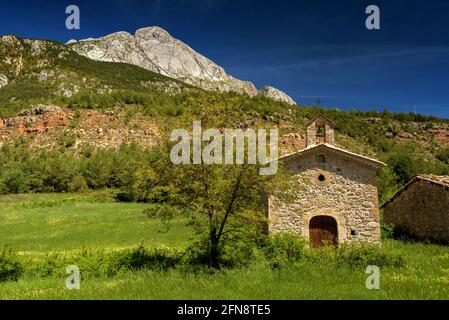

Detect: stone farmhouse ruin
[382,175,449,243]
[268,114,386,248]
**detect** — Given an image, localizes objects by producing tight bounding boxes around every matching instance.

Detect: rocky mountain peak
[69,26,296,104]
[101,31,134,41]
[135,26,172,41]
[258,86,297,105]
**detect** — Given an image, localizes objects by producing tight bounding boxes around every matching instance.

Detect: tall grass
[0,193,448,300]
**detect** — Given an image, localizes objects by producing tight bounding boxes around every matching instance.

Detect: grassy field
[0,193,190,252]
[0,193,448,300]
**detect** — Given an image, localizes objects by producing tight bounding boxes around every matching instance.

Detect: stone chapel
[268,114,386,247]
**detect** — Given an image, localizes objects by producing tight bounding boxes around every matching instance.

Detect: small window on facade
[317,154,326,163]
[318,174,326,182]
[351,229,357,236]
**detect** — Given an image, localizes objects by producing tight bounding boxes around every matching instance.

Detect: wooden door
[309,216,338,248]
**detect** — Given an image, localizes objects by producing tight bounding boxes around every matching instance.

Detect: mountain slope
[1,33,449,205]
[69,26,296,105]
[0,34,194,116]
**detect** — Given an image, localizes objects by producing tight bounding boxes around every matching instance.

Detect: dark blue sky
[1,0,449,117]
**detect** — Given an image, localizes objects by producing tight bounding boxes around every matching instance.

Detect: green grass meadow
[0,193,448,300]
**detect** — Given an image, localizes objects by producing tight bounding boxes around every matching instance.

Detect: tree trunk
[209,230,220,269]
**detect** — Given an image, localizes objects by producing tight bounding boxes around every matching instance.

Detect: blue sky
[1,0,449,117]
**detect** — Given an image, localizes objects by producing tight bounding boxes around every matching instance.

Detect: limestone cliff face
[258,86,297,105]
[70,26,296,104]
[70,27,257,96]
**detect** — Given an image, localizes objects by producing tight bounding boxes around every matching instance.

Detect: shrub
[0,170,30,194]
[68,176,88,193]
[26,249,118,279]
[436,147,449,164]
[115,245,182,271]
[75,248,117,277]
[182,235,256,269]
[380,224,422,243]
[145,186,178,204]
[31,253,61,277]
[115,190,134,203]
[262,233,306,269]
[381,223,396,240]
[0,249,23,282]
[220,237,255,268]
[336,244,405,269]
[182,238,213,267]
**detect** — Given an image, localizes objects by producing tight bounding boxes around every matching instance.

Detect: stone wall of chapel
[269,151,381,243]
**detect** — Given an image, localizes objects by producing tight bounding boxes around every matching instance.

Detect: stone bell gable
[306,114,336,147]
[269,114,386,247]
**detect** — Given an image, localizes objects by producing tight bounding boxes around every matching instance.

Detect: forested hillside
[1,35,449,204]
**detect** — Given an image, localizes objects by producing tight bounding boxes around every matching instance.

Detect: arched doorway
[309,216,338,248]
